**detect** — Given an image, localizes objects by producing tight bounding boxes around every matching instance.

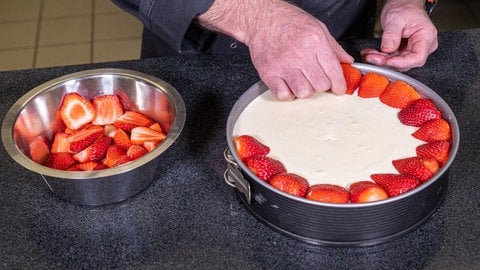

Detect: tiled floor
[0,0,479,72]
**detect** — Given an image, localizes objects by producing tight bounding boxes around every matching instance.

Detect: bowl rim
[226,63,460,208]
[1,68,186,179]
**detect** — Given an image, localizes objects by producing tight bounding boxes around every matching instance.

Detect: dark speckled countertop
[0,29,479,269]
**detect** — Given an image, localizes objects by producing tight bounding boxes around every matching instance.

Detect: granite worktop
[0,29,479,269]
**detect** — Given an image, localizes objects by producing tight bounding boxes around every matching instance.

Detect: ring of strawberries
[28,92,167,171]
[233,64,452,204]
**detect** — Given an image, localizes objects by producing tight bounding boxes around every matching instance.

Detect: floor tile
[0,20,37,49]
[0,48,34,71]
[95,0,125,14]
[42,0,93,18]
[94,13,142,41]
[36,43,91,68]
[0,0,40,22]
[93,39,141,62]
[39,16,91,46]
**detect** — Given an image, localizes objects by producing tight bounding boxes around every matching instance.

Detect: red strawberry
[113,128,131,150]
[45,152,76,170]
[416,140,451,165]
[73,136,111,162]
[67,125,104,152]
[59,93,96,130]
[75,161,101,171]
[379,80,421,109]
[349,181,389,203]
[92,94,124,125]
[305,184,350,203]
[102,144,127,168]
[149,122,163,133]
[392,156,439,183]
[51,133,71,153]
[104,124,117,137]
[398,98,442,127]
[269,173,309,197]
[358,72,390,98]
[245,156,287,181]
[371,173,420,197]
[130,127,167,145]
[233,135,270,162]
[114,111,155,132]
[143,141,160,152]
[341,63,361,95]
[29,136,50,165]
[126,145,148,160]
[412,119,451,142]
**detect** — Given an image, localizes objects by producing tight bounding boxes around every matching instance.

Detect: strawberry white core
[233,91,424,188]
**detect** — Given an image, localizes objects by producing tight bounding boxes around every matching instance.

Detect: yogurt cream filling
[233,90,424,188]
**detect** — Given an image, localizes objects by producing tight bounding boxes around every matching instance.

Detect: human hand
[198,0,353,100]
[361,0,438,71]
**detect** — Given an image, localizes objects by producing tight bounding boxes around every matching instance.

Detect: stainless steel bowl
[1,68,186,205]
[225,63,460,246]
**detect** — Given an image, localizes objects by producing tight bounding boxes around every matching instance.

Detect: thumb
[381,20,403,53]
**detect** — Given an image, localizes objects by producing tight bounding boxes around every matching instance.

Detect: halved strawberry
[233,135,270,162]
[126,145,148,160]
[75,161,101,171]
[102,144,127,168]
[73,136,111,162]
[29,136,50,165]
[412,119,451,142]
[269,173,309,197]
[59,93,96,130]
[51,133,71,153]
[67,125,104,152]
[45,152,76,170]
[92,94,124,125]
[416,140,451,165]
[371,173,420,197]
[245,156,287,181]
[113,128,131,150]
[143,141,161,152]
[149,122,163,133]
[392,157,439,183]
[398,98,442,127]
[305,184,350,203]
[357,72,390,98]
[104,124,117,137]
[115,90,138,111]
[114,111,155,132]
[341,63,362,95]
[349,181,388,203]
[130,126,167,145]
[379,80,421,109]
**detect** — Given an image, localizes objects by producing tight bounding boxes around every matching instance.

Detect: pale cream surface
[233,91,424,188]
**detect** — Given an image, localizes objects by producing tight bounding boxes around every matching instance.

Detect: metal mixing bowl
[225,63,460,246]
[1,68,186,205]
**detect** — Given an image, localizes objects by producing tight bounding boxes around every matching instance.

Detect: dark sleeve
[111,0,215,51]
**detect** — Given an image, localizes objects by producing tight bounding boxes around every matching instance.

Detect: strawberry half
[412,119,452,142]
[92,94,124,125]
[358,72,390,98]
[398,98,442,127]
[130,127,167,145]
[416,140,451,165]
[45,152,76,170]
[392,156,439,183]
[113,128,131,150]
[233,135,270,162]
[245,156,287,181]
[269,173,309,197]
[114,111,155,132]
[349,181,389,203]
[29,136,50,165]
[305,184,350,203]
[341,63,361,95]
[102,144,127,168]
[59,93,96,130]
[126,145,148,160]
[67,125,104,152]
[379,80,421,109]
[73,136,111,162]
[371,174,420,197]
[51,133,71,153]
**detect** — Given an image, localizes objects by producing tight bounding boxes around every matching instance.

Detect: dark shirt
[111,0,375,58]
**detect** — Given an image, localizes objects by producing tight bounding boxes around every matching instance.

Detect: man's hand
[198,0,352,100]
[361,0,438,71]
